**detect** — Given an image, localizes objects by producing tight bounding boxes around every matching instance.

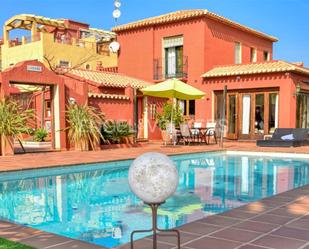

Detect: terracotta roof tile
[202,61,309,78]
[88,93,130,100]
[69,69,152,89]
[112,9,278,42]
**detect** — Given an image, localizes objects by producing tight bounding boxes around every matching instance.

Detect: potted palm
[156,101,184,143]
[0,98,33,156]
[66,103,105,151]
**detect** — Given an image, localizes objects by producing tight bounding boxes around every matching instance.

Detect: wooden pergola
[3,14,66,44]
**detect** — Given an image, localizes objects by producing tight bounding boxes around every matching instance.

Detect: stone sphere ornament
[128,152,179,204]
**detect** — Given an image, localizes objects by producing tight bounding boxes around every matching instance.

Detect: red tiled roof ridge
[66,68,153,89]
[112,9,278,42]
[202,60,309,78]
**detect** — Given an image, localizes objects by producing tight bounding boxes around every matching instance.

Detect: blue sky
[1,0,308,66]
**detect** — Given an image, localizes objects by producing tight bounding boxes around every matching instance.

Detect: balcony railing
[153,56,188,81]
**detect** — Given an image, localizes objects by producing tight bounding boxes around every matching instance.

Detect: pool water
[0,152,308,248]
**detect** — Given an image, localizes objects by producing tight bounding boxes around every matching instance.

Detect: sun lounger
[256,128,309,147]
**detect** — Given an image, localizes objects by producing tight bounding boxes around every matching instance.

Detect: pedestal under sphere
[128,152,179,204]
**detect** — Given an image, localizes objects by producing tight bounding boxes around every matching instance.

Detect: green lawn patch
[0,238,35,249]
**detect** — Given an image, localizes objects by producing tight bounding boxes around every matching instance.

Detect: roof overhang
[112,9,278,42]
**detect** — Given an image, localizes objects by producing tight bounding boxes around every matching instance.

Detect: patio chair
[256,128,309,147]
[191,122,202,143]
[179,124,194,145]
[205,122,217,144]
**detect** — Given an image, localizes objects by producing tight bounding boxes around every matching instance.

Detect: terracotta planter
[120,136,134,144]
[161,130,169,144]
[0,135,14,156]
[74,140,89,151]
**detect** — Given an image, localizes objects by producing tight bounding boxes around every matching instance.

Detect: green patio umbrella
[140,78,205,144]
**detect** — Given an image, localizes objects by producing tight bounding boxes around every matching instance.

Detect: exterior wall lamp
[128,152,180,249]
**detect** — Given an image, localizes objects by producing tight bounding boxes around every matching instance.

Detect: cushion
[281,134,294,141]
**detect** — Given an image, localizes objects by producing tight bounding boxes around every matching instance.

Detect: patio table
[191,127,209,144]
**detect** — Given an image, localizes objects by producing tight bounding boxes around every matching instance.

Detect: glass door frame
[215,89,279,140]
[226,93,238,139]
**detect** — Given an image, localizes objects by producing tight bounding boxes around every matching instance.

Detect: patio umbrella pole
[171,97,175,145]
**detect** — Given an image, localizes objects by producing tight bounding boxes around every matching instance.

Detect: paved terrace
[1,141,309,172]
[0,141,308,249]
[0,185,308,249]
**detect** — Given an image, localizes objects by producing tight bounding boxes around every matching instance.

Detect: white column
[143,96,148,139]
[53,85,61,149]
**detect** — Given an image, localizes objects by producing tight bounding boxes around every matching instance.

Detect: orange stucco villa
[1,9,309,153]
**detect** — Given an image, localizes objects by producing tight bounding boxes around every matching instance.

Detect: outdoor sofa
[256,128,309,147]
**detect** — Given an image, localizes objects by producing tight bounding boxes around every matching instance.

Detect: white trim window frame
[235,42,242,64]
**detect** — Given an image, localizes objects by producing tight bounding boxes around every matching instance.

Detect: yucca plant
[0,98,34,156]
[66,103,105,151]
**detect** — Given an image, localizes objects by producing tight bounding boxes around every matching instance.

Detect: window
[250,47,257,63]
[85,64,91,70]
[59,60,70,68]
[263,51,270,61]
[165,46,183,78]
[235,42,242,64]
[163,36,184,78]
[180,100,195,116]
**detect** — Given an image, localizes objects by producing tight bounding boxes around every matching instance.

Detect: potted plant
[33,128,48,142]
[0,98,33,156]
[66,103,105,151]
[156,101,184,142]
[101,120,135,145]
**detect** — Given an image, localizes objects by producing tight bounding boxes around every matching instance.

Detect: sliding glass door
[216,91,279,140]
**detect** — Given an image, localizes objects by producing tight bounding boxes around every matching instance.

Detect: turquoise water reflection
[0,153,308,248]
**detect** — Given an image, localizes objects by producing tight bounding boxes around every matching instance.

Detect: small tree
[156,101,184,130]
[0,98,34,156]
[66,103,105,151]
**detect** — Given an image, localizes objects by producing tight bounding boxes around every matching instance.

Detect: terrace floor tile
[286,218,309,230]
[252,235,307,249]
[270,226,309,241]
[146,231,201,245]
[232,220,279,233]
[185,236,241,249]
[0,225,43,241]
[197,215,242,227]
[117,238,174,249]
[218,209,258,220]
[210,228,262,243]
[250,213,295,225]
[19,233,73,248]
[178,222,221,235]
[265,206,308,218]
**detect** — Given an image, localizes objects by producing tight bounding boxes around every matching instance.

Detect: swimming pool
[0,152,308,248]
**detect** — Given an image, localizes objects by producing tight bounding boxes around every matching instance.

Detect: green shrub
[156,101,184,130]
[33,128,48,142]
[101,120,135,144]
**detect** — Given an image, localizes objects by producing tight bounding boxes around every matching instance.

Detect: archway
[0,60,66,154]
